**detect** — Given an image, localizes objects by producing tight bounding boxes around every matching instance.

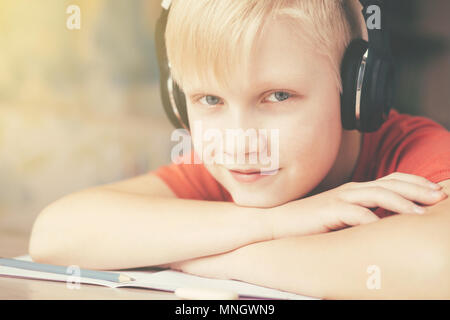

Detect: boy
[29,0,450,299]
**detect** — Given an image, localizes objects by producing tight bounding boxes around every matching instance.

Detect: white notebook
[0,255,317,300]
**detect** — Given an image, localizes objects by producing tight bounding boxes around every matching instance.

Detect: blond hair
[165,0,364,93]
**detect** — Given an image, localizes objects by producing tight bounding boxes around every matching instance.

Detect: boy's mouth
[226,167,280,183]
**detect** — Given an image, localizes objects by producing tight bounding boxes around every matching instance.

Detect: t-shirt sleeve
[371,116,450,218]
[150,152,232,201]
[393,122,450,184]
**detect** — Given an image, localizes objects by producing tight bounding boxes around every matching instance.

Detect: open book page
[0,255,317,300]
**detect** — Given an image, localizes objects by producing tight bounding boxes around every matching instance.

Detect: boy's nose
[219,105,269,158]
[222,127,268,158]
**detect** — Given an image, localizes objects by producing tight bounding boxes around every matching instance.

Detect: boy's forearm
[225,212,450,299]
[29,187,271,269]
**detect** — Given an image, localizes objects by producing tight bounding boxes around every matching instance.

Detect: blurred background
[0,0,449,253]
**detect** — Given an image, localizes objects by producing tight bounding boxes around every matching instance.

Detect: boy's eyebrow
[186,75,308,97]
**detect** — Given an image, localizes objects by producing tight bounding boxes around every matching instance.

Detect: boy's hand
[269,172,448,239]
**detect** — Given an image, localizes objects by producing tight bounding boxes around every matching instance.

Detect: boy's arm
[28,173,271,270]
[172,179,450,299]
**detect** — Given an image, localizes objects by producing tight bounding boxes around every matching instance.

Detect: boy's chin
[230,192,292,208]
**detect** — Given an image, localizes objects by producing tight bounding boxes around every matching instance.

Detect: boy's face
[183,18,344,208]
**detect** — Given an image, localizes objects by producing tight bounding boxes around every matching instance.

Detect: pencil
[0,257,134,283]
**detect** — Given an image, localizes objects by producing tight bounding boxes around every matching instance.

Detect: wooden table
[0,213,179,300]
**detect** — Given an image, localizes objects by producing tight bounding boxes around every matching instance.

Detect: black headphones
[155,0,394,133]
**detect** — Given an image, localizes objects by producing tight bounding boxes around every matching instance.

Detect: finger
[338,186,427,215]
[339,205,380,226]
[362,179,447,205]
[379,172,442,190]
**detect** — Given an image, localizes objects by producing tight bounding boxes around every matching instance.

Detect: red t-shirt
[152,108,450,216]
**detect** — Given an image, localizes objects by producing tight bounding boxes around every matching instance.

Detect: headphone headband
[359,0,392,58]
[161,0,172,10]
[156,0,395,133]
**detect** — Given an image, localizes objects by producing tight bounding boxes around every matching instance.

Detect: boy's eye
[195,91,294,107]
[198,95,222,106]
[265,91,291,103]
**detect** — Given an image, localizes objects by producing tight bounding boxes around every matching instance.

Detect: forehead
[183,18,329,94]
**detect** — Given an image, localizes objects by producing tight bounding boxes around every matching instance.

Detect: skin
[183,17,363,208]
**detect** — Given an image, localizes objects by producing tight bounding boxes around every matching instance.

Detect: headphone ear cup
[340,39,369,131]
[172,81,190,129]
[361,56,394,131]
[155,9,183,129]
